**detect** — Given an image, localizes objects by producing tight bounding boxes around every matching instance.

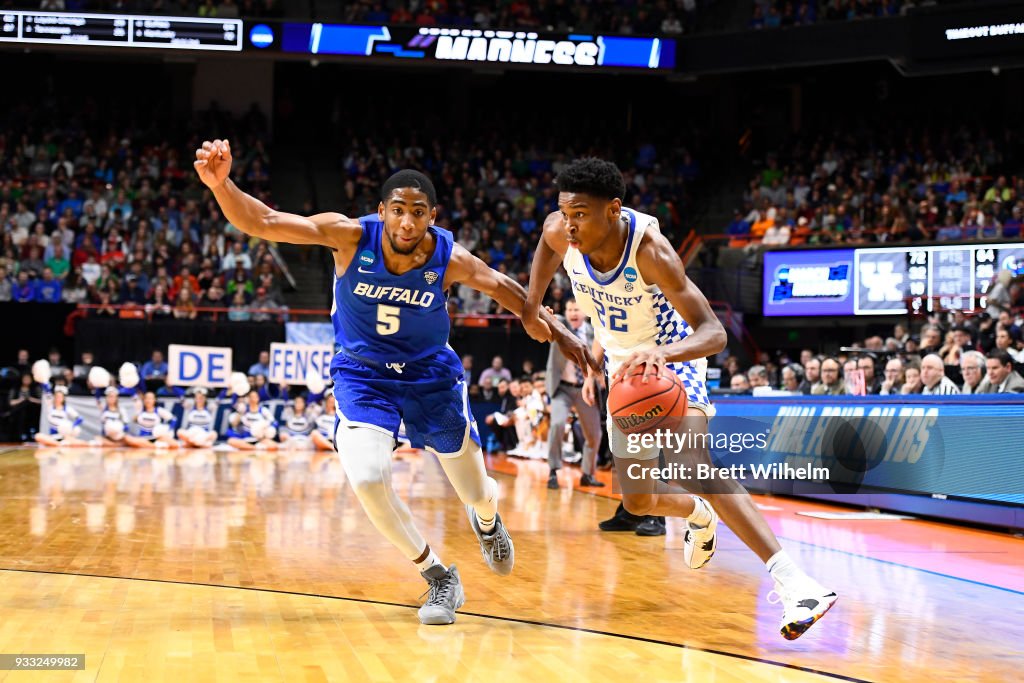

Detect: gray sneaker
[466,505,515,576]
[417,564,466,625]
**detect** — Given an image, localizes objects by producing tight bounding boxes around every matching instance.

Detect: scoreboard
[0,11,242,51]
[765,243,1024,317]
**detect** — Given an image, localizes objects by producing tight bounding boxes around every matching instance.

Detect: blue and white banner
[285,322,334,346]
[703,395,1024,504]
[268,343,332,385]
[168,345,232,388]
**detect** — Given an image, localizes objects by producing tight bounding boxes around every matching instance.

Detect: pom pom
[119,362,140,389]
[262,425,277,441]
[230,372,250,397]
[88,366,111,389]
[104,420,125,440]
[32,359,51,385]
[249,421,266,439]
[57,421,74,437]
[305,370,326,396]
[151,423,170,439]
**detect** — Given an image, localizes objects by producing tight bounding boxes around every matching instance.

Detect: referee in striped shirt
[921,354,961,395]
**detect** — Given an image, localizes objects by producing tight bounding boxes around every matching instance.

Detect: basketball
[608,366,687,435]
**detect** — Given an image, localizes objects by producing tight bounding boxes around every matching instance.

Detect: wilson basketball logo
[613,403,664,431]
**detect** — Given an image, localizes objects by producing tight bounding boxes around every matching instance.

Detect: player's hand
[521,302,553,342]
[613,349,668,384]
[554,329,600,374]
[582,374,601,406]
[193,139,232,189]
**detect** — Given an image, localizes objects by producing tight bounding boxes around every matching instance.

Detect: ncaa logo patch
[624,267,638,283]
[424,271,439,285]
[359,250,375,266]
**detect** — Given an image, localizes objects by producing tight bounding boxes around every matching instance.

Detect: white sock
[766,550,814,590]
[686,496,713,528]
[476,511,496,533]
[415,549,443,573]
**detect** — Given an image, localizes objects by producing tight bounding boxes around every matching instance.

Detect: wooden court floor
[0,446,1021,682]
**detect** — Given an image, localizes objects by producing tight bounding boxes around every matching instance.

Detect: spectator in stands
[995,325,1023,362]
[978,350,1024,394]
[13,271,34,302]
[249,287,279,322]
[919,325,942,355]
[730,373,751,391]
[0,264,12,302]
[478,355,512,396]
[857,355,882,395]
[8,373,42,441]
[122,274,148,306]
[461,354,474,387]
[959,351,986,395]
[227,290,251,321]
[248,351,271,377]
[901,361,923,394]
[146,283,173,318]
[879,357,904,395]
[226,265,254,302]
[781,364,802,392]
[141,350,168,382]
[920,354,960,395]
[747,364,769,388]
[173,288,197,320]
[798,356,820,393]
[33,267,62,303]
[812,358,846,395]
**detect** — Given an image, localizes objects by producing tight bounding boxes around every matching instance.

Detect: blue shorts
[330,347,479,454]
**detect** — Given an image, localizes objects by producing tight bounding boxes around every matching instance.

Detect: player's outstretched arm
[618,231,728,381]
[522,211,570,342]
[194,139,359,249]
[447,244,600,373]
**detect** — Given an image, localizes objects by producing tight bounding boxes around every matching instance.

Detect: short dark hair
[381,170,437,206]
[555,158,626,201]
[986,349,1013,366]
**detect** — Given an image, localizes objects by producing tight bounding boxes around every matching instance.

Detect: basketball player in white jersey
[522,158,836,640]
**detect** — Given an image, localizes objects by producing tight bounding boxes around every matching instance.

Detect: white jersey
[315,412,336,437]
[236,404,274,434]
[100,406,127,425]
[563,207,710,410]
[48,405,81,435]
[281,407,313,436]
[183,407,215,431]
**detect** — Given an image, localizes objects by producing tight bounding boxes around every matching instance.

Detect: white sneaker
[682,496,718,569]
[767,580,838,640]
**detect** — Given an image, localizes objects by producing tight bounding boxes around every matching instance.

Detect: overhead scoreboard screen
[764,244,1024,317]
[0,10,242,50]
[268,24,675,70]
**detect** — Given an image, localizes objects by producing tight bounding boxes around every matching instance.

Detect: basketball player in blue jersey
[522,158,836,641]
[195,138,595,625]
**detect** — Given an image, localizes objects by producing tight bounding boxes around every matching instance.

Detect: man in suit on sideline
[545,298,604,490]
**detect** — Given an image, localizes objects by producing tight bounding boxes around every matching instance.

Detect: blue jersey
[332,216,453,365]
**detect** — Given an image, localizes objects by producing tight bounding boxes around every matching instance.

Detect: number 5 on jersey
[377,304,401,335]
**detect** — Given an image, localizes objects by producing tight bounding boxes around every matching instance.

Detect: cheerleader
[278,394,314,449]
[97,385,129,445]
[124,391,180,448]
[226,389,278,451]
[34,384,89,447]
[177,387,218,448]
[310,392,338,452]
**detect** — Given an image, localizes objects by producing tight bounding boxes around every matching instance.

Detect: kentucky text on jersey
[352,282,436,307]
[570,280,644,307]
